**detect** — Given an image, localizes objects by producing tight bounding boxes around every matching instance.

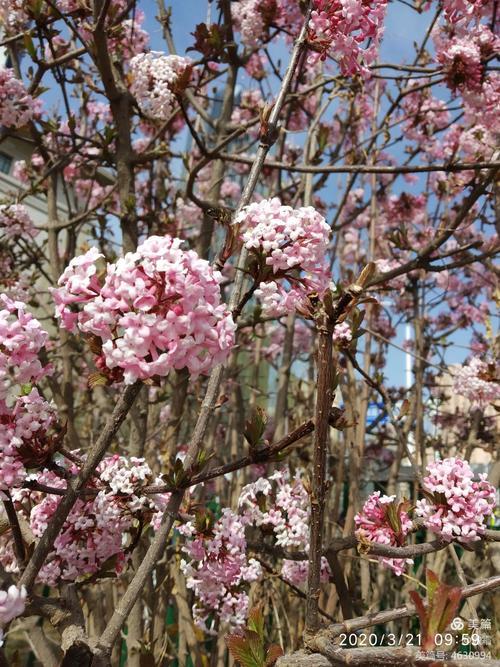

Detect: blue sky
[136,1,486,387]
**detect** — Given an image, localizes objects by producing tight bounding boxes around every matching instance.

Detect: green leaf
[426,569,440,604]
[23,33,37,58]
[247,605,265,639]
[244,407,268,447]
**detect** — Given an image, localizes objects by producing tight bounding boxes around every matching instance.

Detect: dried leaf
[265,644,284,666]
[88,372,108,389]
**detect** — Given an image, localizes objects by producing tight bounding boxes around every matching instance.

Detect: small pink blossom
[308,0,388,76]
[180,509,261,633]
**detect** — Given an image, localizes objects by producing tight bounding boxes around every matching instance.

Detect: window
[0,152,12,175]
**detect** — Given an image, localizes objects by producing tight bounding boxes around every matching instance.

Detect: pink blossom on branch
[0,69,35,128]
[0,388,58,490]
[0,204,38,239]
[52,236,236,384]
[332,322,352,346]
[238,470,331,587]
[0,296,50,404]
[308,0,388,76]
[354,492,413,576]
[236,198,331,317]
[416,458,496,543]
[129,52,193,121]
[452,357,500,408]
[179,509,262,632]
[436,29,491,93]
[0,455,169,584]
[0,300,55,489]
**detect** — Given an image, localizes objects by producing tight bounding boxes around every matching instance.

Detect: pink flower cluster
[354,492,413,576]
[0,298,55,489]
[0,0,29,34]
[441,0,493,23]
[0,455,169,584]
[332,322,352,346]
[308,0,388,76]
[452,357,500,408]
[52,236,236,384]
[236,198,331,316]
[129,52,193,121]
[0,388,57,490]
[180,468,333,630]
[239,470,331,586]
[416,458,496,543]
[0,204,38,239]
[435,25,498,95]
[231,0,265,47]
[437,34,483,93]
[231,0,303,48]
[0,69,34,128]
[0,584,26,645]
[179,509,262,632]
[0,296,50,404]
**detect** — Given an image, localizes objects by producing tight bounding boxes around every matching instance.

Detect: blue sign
[366,402,388,426]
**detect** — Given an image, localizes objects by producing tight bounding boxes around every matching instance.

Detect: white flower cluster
[129,52,192,120]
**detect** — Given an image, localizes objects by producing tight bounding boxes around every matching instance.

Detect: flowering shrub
[0,296,50,403]
[354,492,413,576]
[416,458,496,543]
[0,69,35,128]
[0,0,498,659]
[179,509,262,632]
[129,52,193,121]
[0,455,169,584]
[0,205,38,239]
[238,470,331,586]
[308,0,388,75]
[236,198,331,316]
[53,236,236,383]
[452,357,500,407]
